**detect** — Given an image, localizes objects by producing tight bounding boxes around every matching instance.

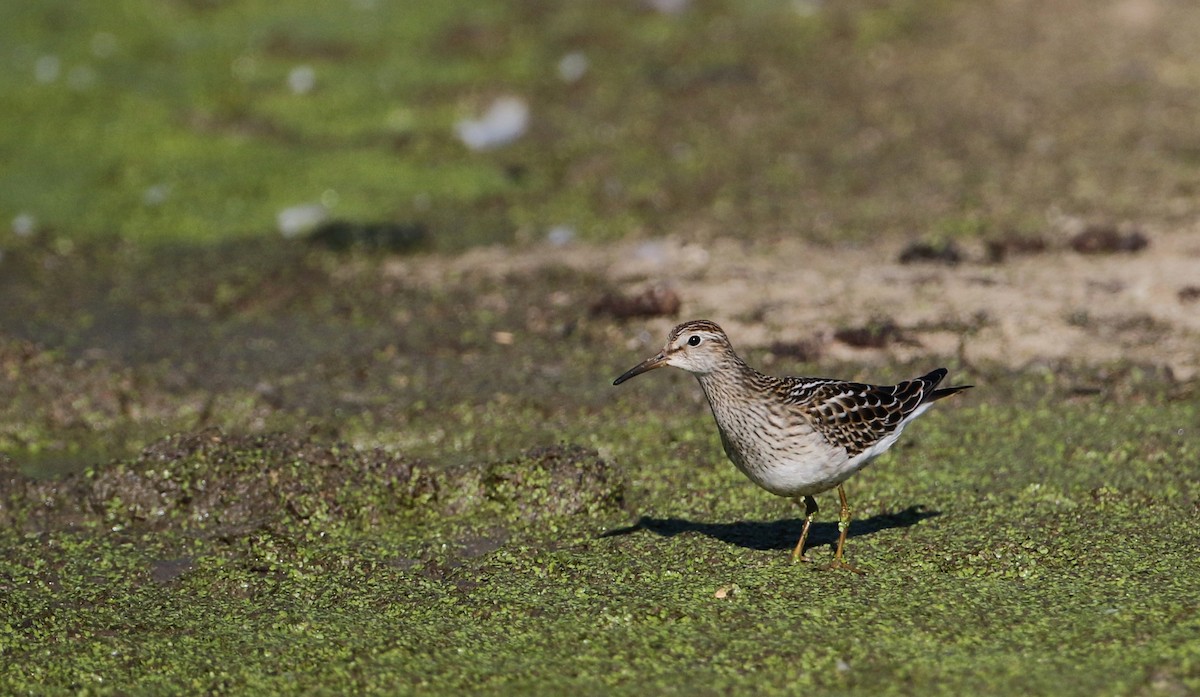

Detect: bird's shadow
[601,505,940,552]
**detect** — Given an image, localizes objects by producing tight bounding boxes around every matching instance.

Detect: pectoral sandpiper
[614,319,971,573]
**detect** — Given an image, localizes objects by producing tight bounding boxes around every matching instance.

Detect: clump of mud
[1069,224,1149,255]
[0,429,421,536]
[0,430,626,537]
[590,285,681,319]
[897,239,963,266]
[307,220,428,253]
[476,445,627,520]
[834,316,913,349]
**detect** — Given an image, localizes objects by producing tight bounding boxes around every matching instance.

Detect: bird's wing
[784,371,945,455]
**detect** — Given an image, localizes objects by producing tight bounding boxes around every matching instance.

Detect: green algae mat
[2,373,1198,694]
[1,240,1197,695]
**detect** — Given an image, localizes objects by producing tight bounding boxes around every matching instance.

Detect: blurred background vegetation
[4,0,1198,251]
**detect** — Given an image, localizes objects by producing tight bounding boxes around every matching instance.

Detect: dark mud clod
[834,317,910,349]
[0,431,625,537]
[307,220,428,253]
[0,429,428,536]
[767,339,823,362]
[479,444,626,520]
[898,240,963,266]
[1069,224,1148,254]
[590,285,681,319]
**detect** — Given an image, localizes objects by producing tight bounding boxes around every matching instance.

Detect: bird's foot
[826,557,866,575]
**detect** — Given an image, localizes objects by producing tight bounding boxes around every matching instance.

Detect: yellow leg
[790,495,819,563]
[827,484,865,575]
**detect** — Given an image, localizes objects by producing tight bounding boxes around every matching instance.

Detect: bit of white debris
[836,658,851,673]
[455,96,529,151]
[646,0,690,14]
[35,55,60,83]
[143,184,170,206]
[12,213,36,237]
[546,225,576,247]
[714,584,740,599]
[492,331,514,345]
[558,52,589,83]
[288,65,316,94]
[633,241,668,265]
[277,204,328,238]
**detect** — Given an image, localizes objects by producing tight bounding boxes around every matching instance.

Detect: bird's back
[785,368,968,457]
[699,367,970,497]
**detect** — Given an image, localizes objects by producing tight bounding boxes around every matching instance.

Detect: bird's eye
[687,335,701,347]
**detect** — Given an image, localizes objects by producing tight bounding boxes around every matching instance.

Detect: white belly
[721,430,856,496]
[714,403,932,498]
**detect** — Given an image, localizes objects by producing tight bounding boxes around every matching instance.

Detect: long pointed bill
[613,352,668,385]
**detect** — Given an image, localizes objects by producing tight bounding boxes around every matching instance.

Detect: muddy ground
[1,226,1197,694]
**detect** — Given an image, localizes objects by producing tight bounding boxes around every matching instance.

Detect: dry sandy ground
[391,219,1200,380]
[383,0,1200,382]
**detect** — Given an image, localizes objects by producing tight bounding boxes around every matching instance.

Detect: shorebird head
[613,320,735,385]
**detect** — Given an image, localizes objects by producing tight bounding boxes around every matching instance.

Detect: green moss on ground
[2,369,1198,695]
[1,234,1198,694]
[1,228,1197,696]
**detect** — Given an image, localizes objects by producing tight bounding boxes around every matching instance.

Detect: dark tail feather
[931,384,972,400]
[921,368,973,402]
